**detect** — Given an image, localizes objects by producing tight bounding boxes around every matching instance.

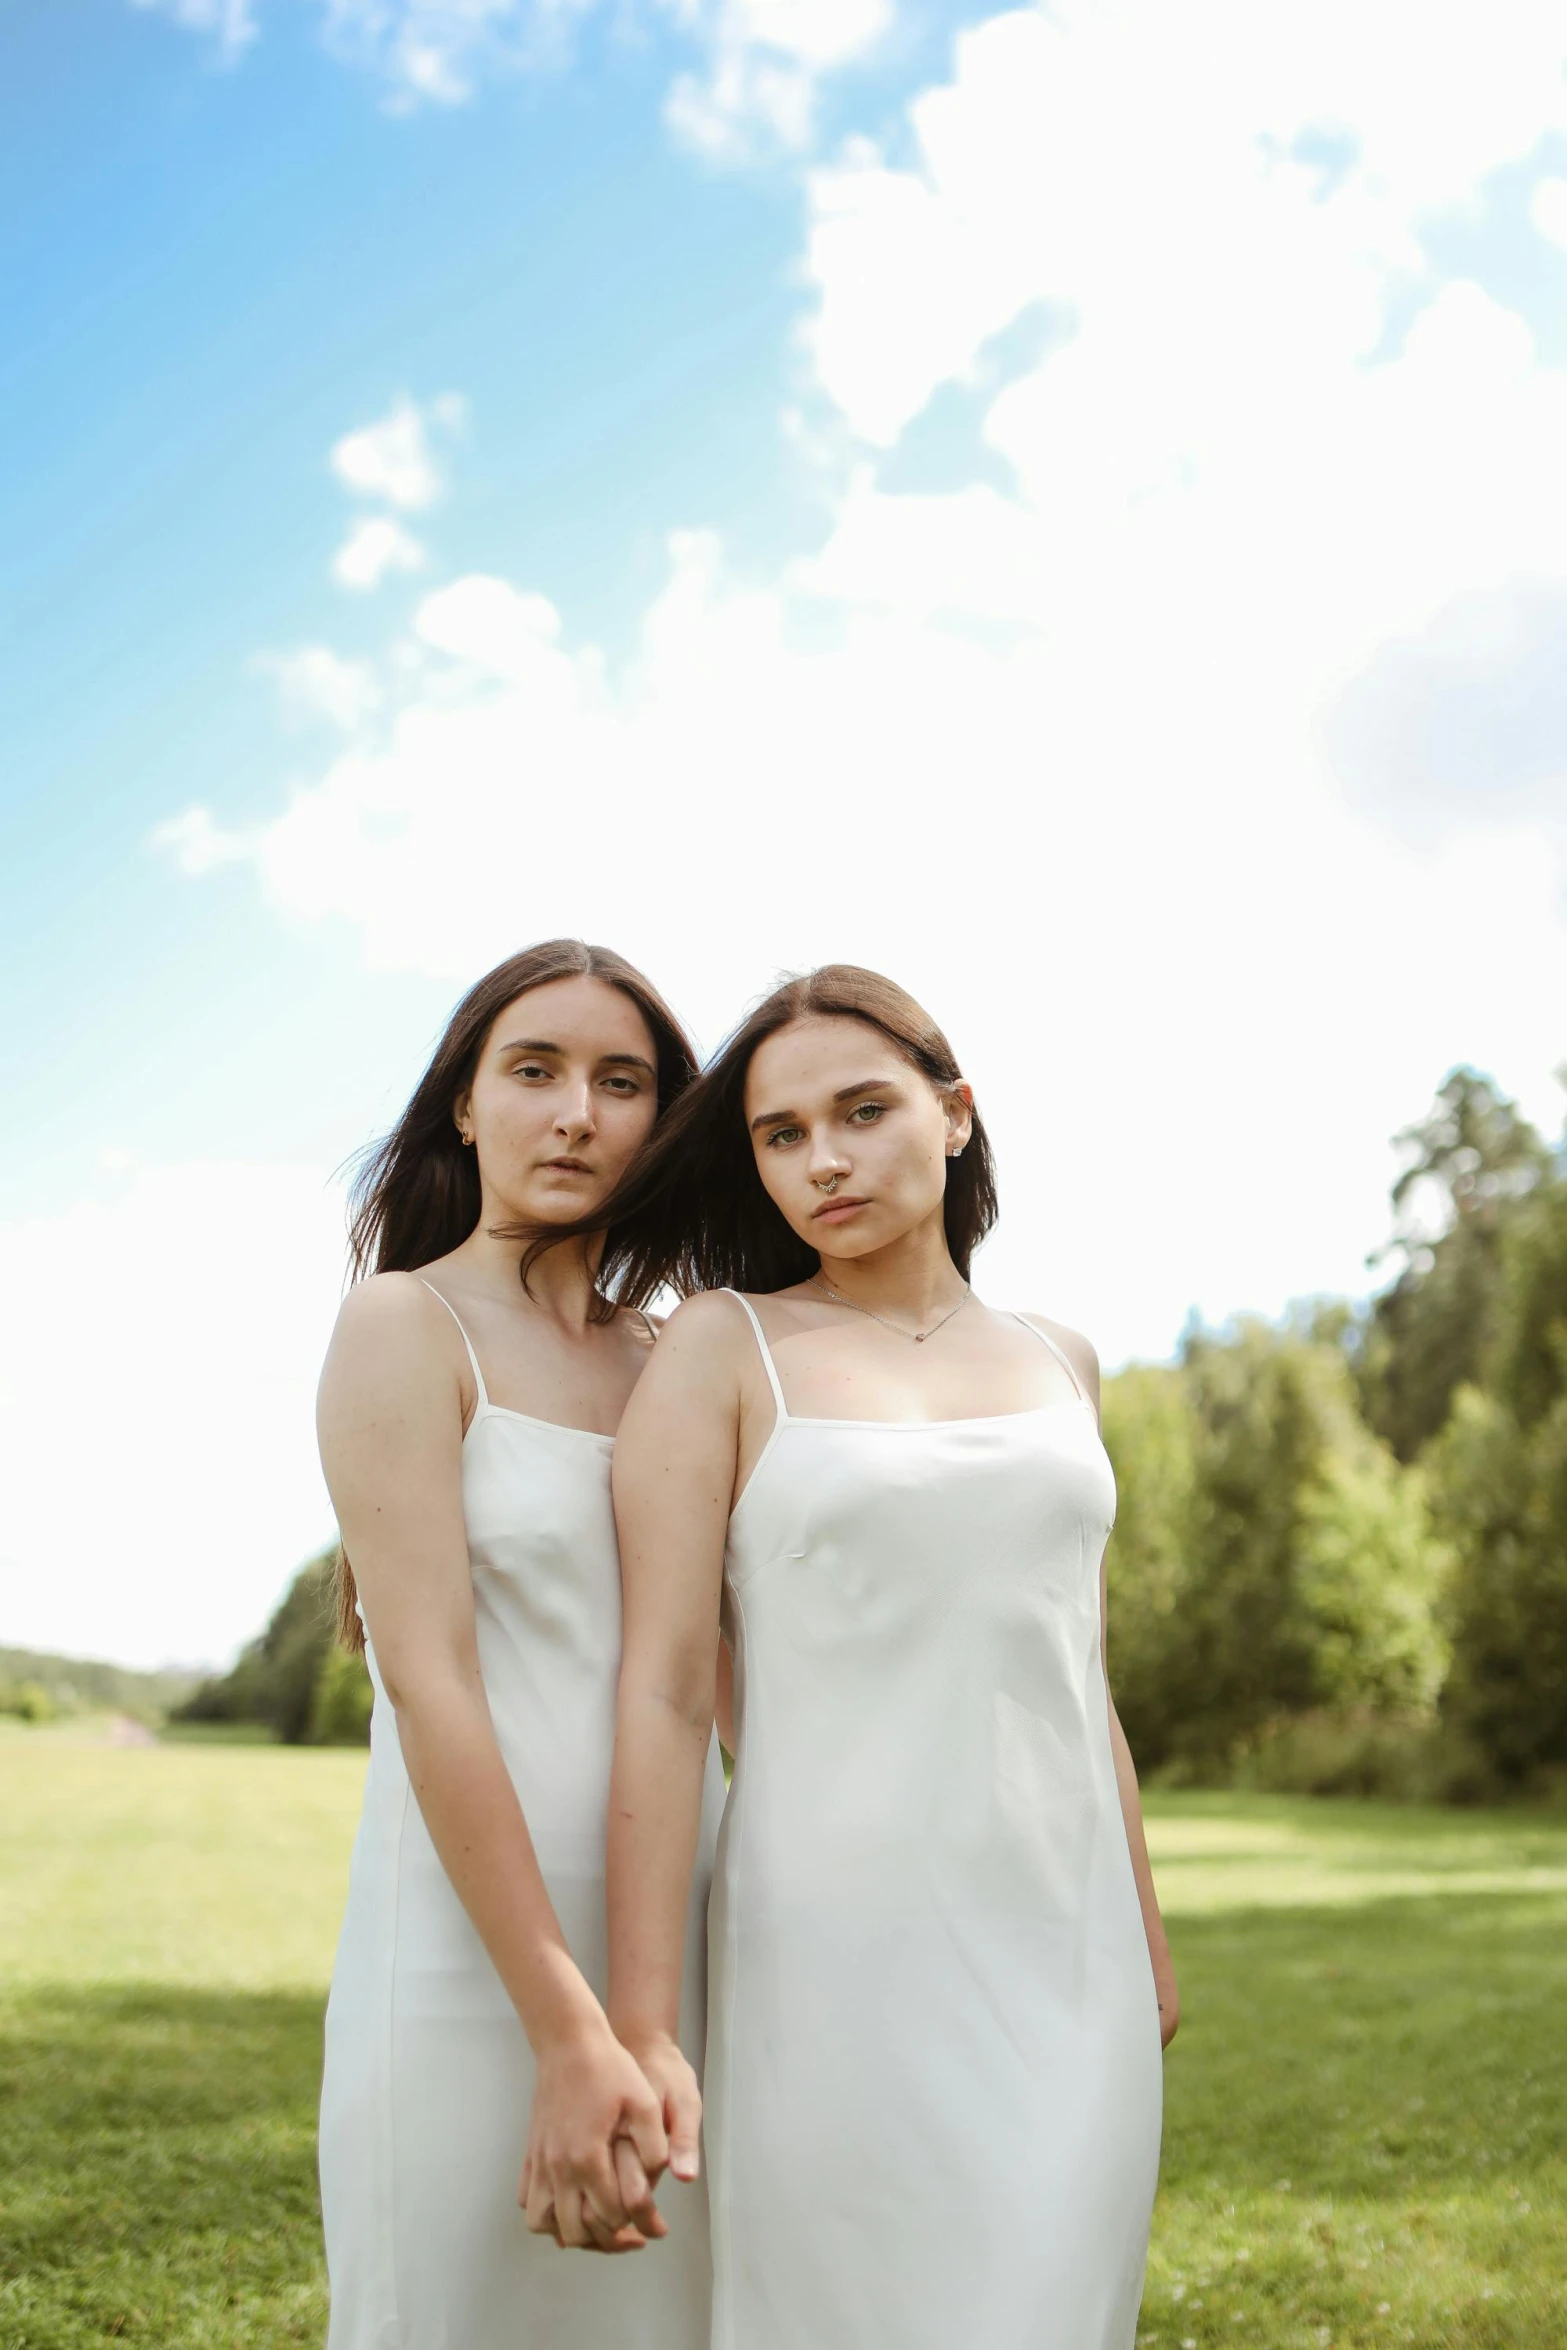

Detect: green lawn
[0,1731,1562,2348]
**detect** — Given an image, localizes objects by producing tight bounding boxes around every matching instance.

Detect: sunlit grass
[1143,1882,1565,2349]
[0,1735,365,1991]
[0,1739,1562,2347]
[1147,1792,1567,1913]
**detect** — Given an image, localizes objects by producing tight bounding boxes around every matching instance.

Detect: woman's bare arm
[1103,1631,1179,2047]
[1037,1316,1178,2047]
[1069,1331,1179,2050]
[605,1294,742,2174]
[317,1276,669,2248]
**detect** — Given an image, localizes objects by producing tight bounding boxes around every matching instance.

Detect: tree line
[1108,1066,1567,1799]
[0,1647,195,1727]
[173,1556,371,1745]
[175,1064,1567,1800]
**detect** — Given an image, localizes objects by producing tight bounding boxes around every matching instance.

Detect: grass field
[1,1727,1563,2348]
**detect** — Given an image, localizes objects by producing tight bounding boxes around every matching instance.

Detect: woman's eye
[766,1125,805,1149]
[848,1101,885,1124]
[602,1075,641,1095]
[516,1062,550,1080]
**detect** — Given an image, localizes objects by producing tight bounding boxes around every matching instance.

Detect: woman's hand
[623,2029,703,2186]
[520,2018,671,2253]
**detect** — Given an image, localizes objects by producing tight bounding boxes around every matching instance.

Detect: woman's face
[744,1015,972,1262]
[458,975,661,1229]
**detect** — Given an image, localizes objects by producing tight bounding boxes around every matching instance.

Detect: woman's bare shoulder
[322,1273,469,1403]
[331,1269,447,1341]
[656,1289,756,1344]
[631,1289,767,1382]
[1015,1310,1101,1407]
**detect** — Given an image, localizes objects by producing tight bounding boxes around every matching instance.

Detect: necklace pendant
[914,1332,926,1343]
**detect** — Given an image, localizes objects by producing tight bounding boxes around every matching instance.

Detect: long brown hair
[335,939,699,1648]
[526,963,999,1302]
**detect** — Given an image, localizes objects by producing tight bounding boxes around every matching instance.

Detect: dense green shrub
[0,1679,59,1725]
[1227,1708,1446,1801]
[1100,1363,1195,1763]
[174,1550,363,1746]
[1100,1065,1565,1801]
[1103,1324,1449,1777]
[1430,1182,1567,1791]
[310,1644,374,1745]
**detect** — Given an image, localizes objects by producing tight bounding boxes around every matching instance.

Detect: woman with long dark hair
[560,964,1175,2348]
[316,940,725,2349]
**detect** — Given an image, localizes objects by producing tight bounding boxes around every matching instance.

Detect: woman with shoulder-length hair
[552,963,1175,2349]
[316,939,726,2350]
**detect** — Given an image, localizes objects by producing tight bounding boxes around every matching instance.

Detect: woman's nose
[807,1134,850,1182]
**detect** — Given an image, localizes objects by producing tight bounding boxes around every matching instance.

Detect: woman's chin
[811,1225,884,1259]
[505,1182,613,1231]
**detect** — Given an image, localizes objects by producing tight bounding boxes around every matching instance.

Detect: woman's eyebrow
[750,1078,894,1133]
[496,1038,654,1077]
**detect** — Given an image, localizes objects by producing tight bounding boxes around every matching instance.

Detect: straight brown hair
[526,963,998,1301]
[335,939,699,1649]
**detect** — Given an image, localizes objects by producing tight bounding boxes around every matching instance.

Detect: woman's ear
[945,1081,975,1157]
[454,1091,475,1148]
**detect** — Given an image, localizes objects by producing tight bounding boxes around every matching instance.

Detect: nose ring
[814,1173,841,1195]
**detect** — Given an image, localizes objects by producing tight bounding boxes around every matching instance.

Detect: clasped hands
[520,2023,701,2254]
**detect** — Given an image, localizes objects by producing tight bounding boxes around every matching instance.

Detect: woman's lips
[813,1196,867,1223]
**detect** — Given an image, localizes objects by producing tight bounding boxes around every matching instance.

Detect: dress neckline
[776,1397,1092,1433]
[466,1403,615,1448]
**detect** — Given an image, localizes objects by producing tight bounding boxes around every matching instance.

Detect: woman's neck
[446,1215,606,1335]
[813,1214,965,1326]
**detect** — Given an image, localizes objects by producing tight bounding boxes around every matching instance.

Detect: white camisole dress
[704,1294,1163,2350]
[319,1284,726,2350]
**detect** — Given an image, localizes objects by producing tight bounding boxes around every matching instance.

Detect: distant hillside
[0,1646,200,1723]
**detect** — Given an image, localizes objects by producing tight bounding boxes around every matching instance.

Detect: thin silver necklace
[810,1274,972,1345]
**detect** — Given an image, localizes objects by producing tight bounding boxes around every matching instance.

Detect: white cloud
[321,0,591,107]
[131,0,256,55]
[332,516,427,592]
[792,6,1567,713]
[1532,174,1567,250]
[152,805,256,876]
[0,1163,345,1668]
[330,394,462,511]
[803,3,1567,443]
[157,521,1567,1384]
[413,574,566,675]
[662,0,891,160]
[129,0,889,139]
[152,0,1567,1409]
[257,646,383,730]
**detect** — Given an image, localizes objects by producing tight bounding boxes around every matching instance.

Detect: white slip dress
[705,1294,1163,2350]
[319,1284,726,2350]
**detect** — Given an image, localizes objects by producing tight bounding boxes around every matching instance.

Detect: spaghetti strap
[723,1291,789,1422]
[1011,1312,1088,1405]
[419,1279,490,1410]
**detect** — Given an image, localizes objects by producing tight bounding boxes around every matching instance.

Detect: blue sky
[4,0,852,1203]
[4,0,1567,1666]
